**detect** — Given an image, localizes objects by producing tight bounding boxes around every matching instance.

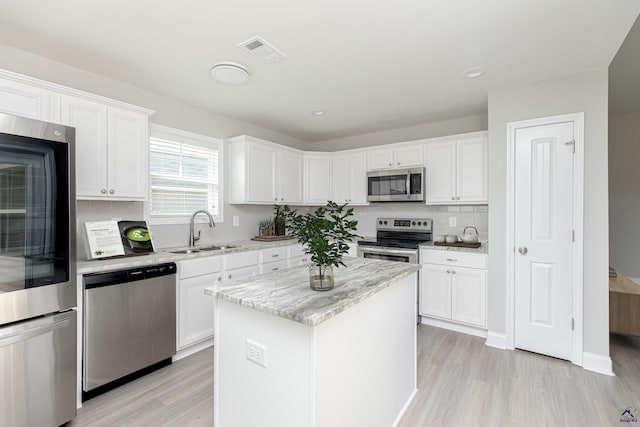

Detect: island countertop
[205,257,420,327]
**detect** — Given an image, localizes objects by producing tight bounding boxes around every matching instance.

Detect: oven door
[367,168,424,202]
[0,114,76,324]
[357,245,418,264]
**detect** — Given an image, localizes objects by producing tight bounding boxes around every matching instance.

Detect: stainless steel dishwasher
[83,262,176,400]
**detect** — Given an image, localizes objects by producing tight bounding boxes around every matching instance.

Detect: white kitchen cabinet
[60,95,149,200]
[419,249,487,329]
[223,251,260,282]
[304,153,332,205]
[424,133,487,204]
[0,77,53,121]
[331,152,368,205]
[228,135,303,204]
[367,144,424,170]
[177,256,222,350]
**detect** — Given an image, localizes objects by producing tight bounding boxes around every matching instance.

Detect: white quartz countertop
[77,238,299,274]
[204,257,420,327]
[419,240,488,255]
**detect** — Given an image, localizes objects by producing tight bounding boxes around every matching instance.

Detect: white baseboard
[420,316,488,338]
[173,338,213,362]
[485,331,508,349]
[583,352,615,376]
[391,388,418,427]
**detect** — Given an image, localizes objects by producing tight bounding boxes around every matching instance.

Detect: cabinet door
[367,148,394,170]
[456,136,487,202]
[246,142,277,203]
[0,78,52,120]
[419,263,451,319]
[278,149,303,203]
[394,145,424,167]
[60,95,109,198]
[425,141,456,203]
[331,154,351,204]
[451,266,486,327]
[178,273,220,349]
[304,154,332,205]
[347,152,368,204]
[108,108,148,200]
[224,265,259,282]
[289,255,310,267]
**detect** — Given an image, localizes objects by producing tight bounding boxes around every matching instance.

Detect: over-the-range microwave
[367,167,425,202]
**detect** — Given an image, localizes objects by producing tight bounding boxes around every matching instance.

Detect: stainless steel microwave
[367,167,425,202]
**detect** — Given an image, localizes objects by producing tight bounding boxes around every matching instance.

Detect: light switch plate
[449,216,457,227]
[233,216,239,227]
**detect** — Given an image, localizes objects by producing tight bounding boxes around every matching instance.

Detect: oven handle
[358,245,417,257]
[406,171,411,198]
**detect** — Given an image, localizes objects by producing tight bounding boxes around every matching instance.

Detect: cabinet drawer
[224,265,260,282]
[225,251,259,270]
[420,249,486,269]
[261,246,288,262]
[262,259,289,274]
[288,244,306,259]
[179,256,222,279]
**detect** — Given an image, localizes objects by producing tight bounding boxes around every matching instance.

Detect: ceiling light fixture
[462,67,486,79]
[311,110,326,116]
[210,62,251,85]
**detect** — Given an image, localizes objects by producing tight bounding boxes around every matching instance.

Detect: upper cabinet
[228,135,303,204]
[367,144,424,170]
[304,153,332,205]
[0,77,53,121]
[60,95,150,200]
[332,152,368,205]
[424,133,487,204]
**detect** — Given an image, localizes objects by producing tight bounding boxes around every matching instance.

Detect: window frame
[146,124,224,225]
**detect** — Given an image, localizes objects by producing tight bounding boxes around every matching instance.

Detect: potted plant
[259,217,274,236]
[275,201,359,291]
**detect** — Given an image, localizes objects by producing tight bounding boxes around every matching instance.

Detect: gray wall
[488,69,610,357]
[609,112,640,278]
[310,114,488,151]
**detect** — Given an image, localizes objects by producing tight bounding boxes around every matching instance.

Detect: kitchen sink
[169,244,238,254]
[170,249,201,254]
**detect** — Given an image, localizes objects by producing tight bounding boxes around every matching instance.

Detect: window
[148,125,223,223]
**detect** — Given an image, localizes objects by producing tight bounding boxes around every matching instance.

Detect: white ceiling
[0,0,638,142]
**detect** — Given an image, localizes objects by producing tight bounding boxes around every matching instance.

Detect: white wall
[488,69,610,357]
[609,112,640,277]
[310,114,487,151]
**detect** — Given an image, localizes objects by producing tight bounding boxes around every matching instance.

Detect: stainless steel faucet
[189,209,215,247]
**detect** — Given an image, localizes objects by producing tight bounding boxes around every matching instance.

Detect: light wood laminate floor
[68,325,640,426]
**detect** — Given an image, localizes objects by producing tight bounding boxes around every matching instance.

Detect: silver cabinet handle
[388,162,392,166]
[228,274,232,279]
[272,254,279,258]
[397,162,400,165]
[456,196,461,200]
[446,258,458,262]
[272,267,279,271]
[109,189,115,195]
[217,277,221,281]
[451,196,455,200]
[519,247,528,255]
[452,270,456,275]
[446,269,451,274]
[101,189,107,194]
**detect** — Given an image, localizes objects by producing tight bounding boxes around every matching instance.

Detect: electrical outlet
[449,216,457,227]
[246,339,267,367]
[233,216,240,227]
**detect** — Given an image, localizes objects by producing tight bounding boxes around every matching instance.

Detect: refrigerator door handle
[0,314,71,348]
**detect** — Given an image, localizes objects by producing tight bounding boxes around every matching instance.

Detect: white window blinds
[149,128,221,219]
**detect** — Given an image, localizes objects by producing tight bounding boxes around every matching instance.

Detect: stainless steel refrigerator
[0,113,77,427]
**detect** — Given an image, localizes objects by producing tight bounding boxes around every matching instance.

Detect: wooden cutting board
[433,241,481,249]
[251,235,295,242]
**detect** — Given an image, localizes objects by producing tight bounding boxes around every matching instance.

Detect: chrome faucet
[189,210,215,247]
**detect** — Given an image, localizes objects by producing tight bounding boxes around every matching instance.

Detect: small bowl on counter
[434,235,446,243]
[445,235,459,244]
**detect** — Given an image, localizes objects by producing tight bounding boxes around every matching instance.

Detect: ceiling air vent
[238,36,287,64]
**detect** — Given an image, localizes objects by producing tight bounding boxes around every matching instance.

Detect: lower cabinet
[419,249,487,329]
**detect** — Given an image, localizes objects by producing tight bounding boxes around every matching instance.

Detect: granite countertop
[77,238,300,274]
[204,257,421,327]
[419,240,488,255]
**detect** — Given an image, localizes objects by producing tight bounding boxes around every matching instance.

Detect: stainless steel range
[357,217,433,263]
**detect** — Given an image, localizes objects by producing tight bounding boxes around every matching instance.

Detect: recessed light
[311,110,326,116]
[210,62,251,85]
[462,67,486,79]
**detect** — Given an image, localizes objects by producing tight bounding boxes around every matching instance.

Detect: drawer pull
[272,254,280,258]
[446,258,458,262]
[272,267,279,271]
[446,269,451,274]
[452,270,456,275]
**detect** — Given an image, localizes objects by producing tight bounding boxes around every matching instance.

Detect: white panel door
[425,141,456,203]
[367,148,394,170]
[394,144,424,168]
[456,136,487,202]
[247,142,277,203]
[0,79,52,120]
[514,121,574,360]
[59,95,109,198]
[451,267,486,327]
[347,153,368,204]
[108,108,148,199]
[278,149,303,203]
[419,264,451,319]
[304,154,332,204]
[332,154,351,204]
[179,273,220,349]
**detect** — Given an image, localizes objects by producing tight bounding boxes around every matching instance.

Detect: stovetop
[358,217,433,250]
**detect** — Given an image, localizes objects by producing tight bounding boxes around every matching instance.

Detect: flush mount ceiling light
[311,110,326,116]
[462,67,486,79]
[210,62,251,85]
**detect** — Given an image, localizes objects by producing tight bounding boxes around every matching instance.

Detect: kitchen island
[205,257,420,427]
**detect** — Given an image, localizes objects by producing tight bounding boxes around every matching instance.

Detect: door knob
[518,247,528,255]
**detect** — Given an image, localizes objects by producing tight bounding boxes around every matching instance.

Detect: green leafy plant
[274,201,360,274]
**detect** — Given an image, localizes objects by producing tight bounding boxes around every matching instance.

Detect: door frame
[505,112,584,365]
